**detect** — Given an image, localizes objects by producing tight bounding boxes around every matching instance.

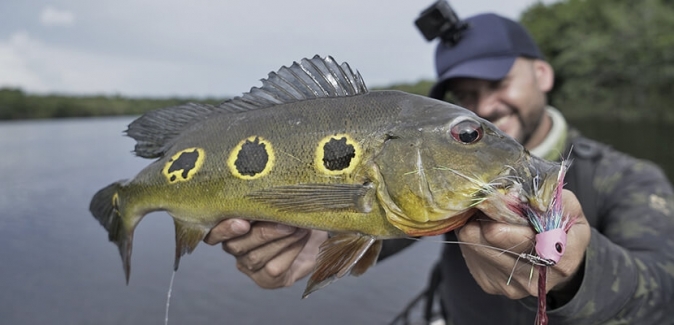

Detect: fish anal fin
[302,233,375,298]
[173,220,209,271]
[247,183,374,213]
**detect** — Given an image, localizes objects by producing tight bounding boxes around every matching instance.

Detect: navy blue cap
[429,13,543,99]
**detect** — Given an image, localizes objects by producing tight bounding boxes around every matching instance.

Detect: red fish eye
[450,119,483,144]
[555,242,563,253]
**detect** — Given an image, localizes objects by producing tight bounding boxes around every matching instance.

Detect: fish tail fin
[89,180,141,284]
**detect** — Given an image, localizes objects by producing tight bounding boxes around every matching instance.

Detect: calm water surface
[0,117,441,325]
[2,117,672,325]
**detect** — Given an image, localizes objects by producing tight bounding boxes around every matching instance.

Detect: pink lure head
[534,228,567,265]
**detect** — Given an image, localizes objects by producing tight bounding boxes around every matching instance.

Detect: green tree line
[0,87,223,120]
[2,0,673,121]
[0,83,435,121]
[521,0,674,121]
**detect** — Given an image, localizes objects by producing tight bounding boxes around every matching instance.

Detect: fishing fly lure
[522,162,576,325]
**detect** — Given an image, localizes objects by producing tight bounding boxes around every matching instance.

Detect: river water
[2,116,672,325]
[0,117,441,325]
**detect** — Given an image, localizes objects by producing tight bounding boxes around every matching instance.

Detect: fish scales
[132,93,411,235]
[90,55,562,297]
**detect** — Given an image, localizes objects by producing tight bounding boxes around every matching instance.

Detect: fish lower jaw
[387,210,475,237]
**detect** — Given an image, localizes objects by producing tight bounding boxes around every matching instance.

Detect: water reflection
[0,117,440,325]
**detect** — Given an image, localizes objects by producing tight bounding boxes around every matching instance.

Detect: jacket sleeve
[547,150,674,324]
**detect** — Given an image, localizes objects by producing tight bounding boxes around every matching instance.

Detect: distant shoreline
[2,84,671,122]
[0,87,226,121]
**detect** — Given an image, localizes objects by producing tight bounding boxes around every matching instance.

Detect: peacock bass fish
[89,55,561,298]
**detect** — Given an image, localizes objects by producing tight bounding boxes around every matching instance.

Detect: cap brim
[438,56,516,82]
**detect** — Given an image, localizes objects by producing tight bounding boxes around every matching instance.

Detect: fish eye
[450,119,483,144]
[555,242,563,253]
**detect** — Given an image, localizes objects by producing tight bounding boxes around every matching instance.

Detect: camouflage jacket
[383,128,674,325]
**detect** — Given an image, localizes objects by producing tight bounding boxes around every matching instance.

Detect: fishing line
[403,236,551,267]
[404,236,545,297]
[165,270,177,325]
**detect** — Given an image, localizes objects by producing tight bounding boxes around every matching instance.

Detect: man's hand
[204,219,328,289]
[456,189,591,299]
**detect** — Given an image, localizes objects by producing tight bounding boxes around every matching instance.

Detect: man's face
[445,58,548,146]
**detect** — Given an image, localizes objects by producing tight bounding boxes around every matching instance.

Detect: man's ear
[533,60,554,92]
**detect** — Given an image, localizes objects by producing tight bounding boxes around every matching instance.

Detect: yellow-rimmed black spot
[315,134,361,175]
[162,148,206,183]
[228,136,275,180]
[323,137,355,170]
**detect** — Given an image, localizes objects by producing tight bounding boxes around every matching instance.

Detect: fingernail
[275,224,296,234]
[231,220,249,235]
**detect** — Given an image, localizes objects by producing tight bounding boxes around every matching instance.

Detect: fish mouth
[474,154,565,225]
[517,155,566,212]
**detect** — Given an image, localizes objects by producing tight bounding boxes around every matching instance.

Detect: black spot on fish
[235,137,269,176]
[323,137,355,171]
[168,149,200,180]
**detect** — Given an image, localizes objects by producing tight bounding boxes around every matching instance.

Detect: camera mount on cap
[414,0,468,46]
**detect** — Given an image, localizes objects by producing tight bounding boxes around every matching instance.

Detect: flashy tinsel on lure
[521,161,576,325]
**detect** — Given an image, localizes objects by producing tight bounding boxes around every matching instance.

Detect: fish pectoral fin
[349,239,382,276]
[173,219,209,271]
[247,183,375,213]
[302,233,379,298]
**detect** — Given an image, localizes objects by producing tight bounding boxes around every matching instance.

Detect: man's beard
[483,107,544,146]
[519,108,546,146]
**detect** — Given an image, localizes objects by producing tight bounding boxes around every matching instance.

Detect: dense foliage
[521,0,674,120]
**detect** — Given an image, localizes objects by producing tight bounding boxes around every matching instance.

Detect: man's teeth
[493,115,508,128]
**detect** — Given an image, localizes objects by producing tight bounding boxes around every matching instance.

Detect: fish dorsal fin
[126,55,366,158]
[218,55,368,112]
[126,103,219,158]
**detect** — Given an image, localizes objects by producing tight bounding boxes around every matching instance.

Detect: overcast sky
[0,0,552,98]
